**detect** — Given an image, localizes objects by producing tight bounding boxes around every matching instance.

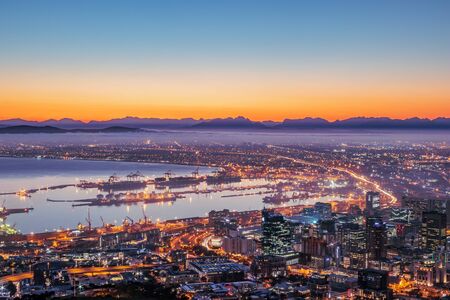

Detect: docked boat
[205,170,241,185]
[154,170,203,189]
[72,191,177,207]
[98,172,147,191]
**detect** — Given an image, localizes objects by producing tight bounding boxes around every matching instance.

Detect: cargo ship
[154,170,203,189]
[71,191,177,207]
[263,192,309,204]
[98,172,147,191]
[205,170,241,185]
[77,180,98,189]
[263,193,291,205]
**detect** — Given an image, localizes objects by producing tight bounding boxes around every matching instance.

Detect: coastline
[0,155,218,169]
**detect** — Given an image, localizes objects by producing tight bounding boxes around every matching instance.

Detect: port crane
[85,208,92,231]
[100,216,113,230]
[107,173,120,183]
[127,171,144,182]
[125,216,134,225]
[192,167,200,178]
[141,205,148,224]
[164,170,173,180]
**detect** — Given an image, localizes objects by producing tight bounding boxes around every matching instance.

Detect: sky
[0,0,449,121]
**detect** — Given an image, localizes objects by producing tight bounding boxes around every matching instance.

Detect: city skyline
[1,1,450,299]
[1,0,450,121]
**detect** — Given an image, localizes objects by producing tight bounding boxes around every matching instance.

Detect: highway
[0,264,157,283]
[268,145,398,205]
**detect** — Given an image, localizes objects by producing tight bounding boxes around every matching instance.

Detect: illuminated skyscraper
[365,191,380,216]
[420,211,447,251]
[261,208,293,255]
[366,217,386,261]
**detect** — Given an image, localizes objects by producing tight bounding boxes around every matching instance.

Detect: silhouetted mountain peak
[282,117,329,126]
[192,117,267,129]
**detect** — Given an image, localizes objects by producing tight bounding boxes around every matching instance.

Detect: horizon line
[0,115,449,124]
[0,115,450,124]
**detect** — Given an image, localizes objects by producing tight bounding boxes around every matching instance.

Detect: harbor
[0,157,345,234]
[0,158,217,233]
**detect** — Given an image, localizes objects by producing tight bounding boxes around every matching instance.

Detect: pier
[0,207,34,217]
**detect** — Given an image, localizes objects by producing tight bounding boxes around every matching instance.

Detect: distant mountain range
[0,117,199,129]
[276,117,450,129]
[191,117,267,129]
[0,116,448,133]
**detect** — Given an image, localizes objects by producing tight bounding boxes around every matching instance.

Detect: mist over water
[0,130,448,146]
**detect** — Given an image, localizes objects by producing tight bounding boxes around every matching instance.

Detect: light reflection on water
[0,157,342,233]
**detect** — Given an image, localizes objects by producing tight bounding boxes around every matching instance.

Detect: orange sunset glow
[1,69,449,121]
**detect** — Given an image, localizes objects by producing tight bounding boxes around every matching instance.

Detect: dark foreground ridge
[0,125,140,134]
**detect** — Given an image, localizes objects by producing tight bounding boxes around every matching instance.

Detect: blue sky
[1,0,449,121]
[2,0,449,68]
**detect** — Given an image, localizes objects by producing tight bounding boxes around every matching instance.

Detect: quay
[0,207,34,217]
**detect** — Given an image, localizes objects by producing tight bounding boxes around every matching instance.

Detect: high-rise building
[320,219,336,235]
[262,208,293,255]
[355,269,393,300]
[338,223,368,269]
[389,208,413,223]
[251,255,288,279]
[420,211,447,251]
[365,191,380,216]
[366,217,386,261]
[32,261,71,287]
[401,196,450,226]
[314,202,332,220]
[222,236,257,255]
[348,226,367,253]
[307,274,329,299]
[301,236,328,257]
[338,223,365,253]
[208,209,231,226]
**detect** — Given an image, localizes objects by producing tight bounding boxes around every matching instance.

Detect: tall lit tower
[261,208,293,255]
[420,211,447,251]
[366,191,380,216]
[366,216,386,261]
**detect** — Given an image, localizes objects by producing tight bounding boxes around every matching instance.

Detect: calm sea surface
[0,157,339,233]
